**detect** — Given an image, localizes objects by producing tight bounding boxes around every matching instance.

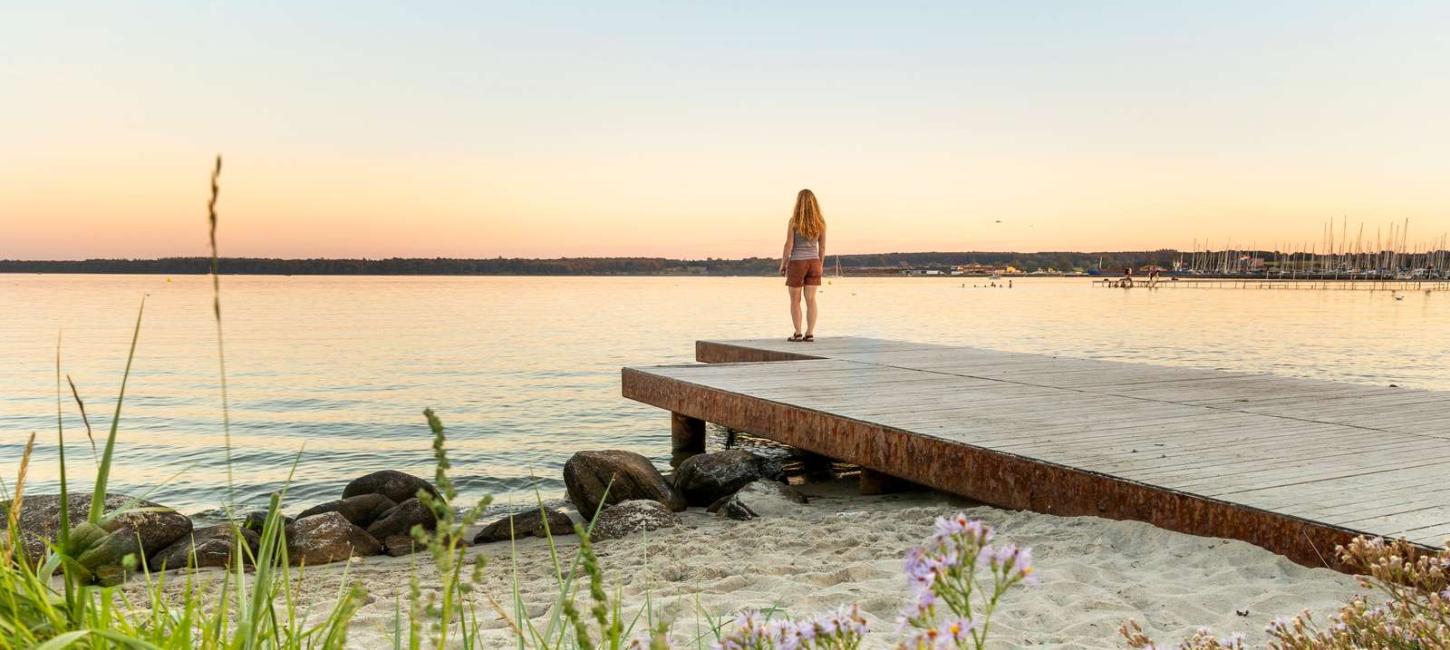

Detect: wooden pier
[621,337,1450,571]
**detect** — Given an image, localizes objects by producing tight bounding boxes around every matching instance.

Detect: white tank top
[790,232,819,260]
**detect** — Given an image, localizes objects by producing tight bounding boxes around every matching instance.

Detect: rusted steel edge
[621,366,1437,573]
[696,340,823,363]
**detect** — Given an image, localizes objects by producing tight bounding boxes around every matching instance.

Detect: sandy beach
[137,480,1362,648]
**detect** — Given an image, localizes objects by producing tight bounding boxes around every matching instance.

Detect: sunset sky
[3,2,1448,260]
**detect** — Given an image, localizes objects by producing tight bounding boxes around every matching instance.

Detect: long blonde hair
[789,189,825,240]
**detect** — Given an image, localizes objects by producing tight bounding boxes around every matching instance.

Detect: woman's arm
[817,226,827,261]
[780,227,794,274]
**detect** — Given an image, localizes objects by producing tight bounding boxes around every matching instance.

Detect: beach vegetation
[1122,536,1450,649]
[710,513,1034,650]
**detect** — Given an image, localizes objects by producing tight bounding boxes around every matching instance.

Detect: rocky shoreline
[2,447,1371,647]
[1,447,807,583]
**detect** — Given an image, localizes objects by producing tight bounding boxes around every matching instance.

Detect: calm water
[2,274,1447,516]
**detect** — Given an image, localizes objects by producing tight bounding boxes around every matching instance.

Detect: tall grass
[206,154,237,517]
[0,157,676,649]
[0,157,360,648]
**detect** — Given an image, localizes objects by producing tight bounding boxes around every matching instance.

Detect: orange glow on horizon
[5,3,1449,259]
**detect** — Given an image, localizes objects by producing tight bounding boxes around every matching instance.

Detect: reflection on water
[2,274,1446,514]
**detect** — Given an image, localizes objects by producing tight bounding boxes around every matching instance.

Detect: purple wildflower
[937,616,974,645]
[1220,631,1246,647]
[897,589,937,631]
[931,514,967,543]
[904,547,936,589]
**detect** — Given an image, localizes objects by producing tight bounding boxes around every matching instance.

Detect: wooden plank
[1186,455,1450,498]
[1402,523,1450,546]
[1231,472,1449,514]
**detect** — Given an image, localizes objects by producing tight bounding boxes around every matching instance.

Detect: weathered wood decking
[621,337,1450,571]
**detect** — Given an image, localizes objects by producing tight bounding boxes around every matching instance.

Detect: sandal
[802,334,814,342]
[788,333,803,342]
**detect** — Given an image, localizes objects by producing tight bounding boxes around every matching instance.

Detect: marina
[1093,277,1450,291]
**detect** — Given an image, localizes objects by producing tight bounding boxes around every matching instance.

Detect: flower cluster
[899,616,975,650]
[714,605,869,650]
[1123,535,1450,649]
[1121,621,1246,649]
[711,514,1031,650]
[898,514,1035,650]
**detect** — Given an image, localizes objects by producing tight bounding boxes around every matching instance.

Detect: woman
[779,189,827,342]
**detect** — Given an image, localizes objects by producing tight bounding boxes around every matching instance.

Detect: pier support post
[859,467,912,496]
[798,451,836,481]
[671,412,706,467]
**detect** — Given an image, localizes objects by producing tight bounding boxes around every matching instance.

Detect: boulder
[707,480,809,520]
[382,534,420,557]
[672,450,780,507]
[286,512,382,565]
[296,494,397,529]
[474,508,575,544]
[365,498,436,540]
[0,493,192,568]
[341,470,440,504]
[72,522,149,583]
[241,510,292,534]
[149,524,260,570]
[591,500,680,541]
[564,450,686,516]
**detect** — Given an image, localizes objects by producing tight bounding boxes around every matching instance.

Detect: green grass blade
[53,332,80,617]
[89,295,146,524]
[65,375,97,461]
[34,630,90,650]
[55,333,68,545]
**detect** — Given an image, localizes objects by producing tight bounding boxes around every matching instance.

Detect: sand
[143,480,1363,648]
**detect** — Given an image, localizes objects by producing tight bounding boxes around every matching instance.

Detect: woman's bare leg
[804,285,819,336]
[788,286,804,335]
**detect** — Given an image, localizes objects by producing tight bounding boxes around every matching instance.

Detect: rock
[0,493,192,569]
[149,524,260,570]
[341,470,440,504]
[241,510,292,534]
[365,498,436,540]
[473,508,575,544]
[296,494,396,529]
[564,450,686,516]
[286,512,382,565]
[707,481,808,520]
[73,523,148,583]
[706,494,757,520]
[672,450,780,507]
[591,500,680,541]
[382,534,420,557]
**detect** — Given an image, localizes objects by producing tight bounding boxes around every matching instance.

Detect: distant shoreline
[0,250,1215,277]
[5,247,1443,277]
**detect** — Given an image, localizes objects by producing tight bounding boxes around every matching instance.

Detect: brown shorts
[785,259,823,287]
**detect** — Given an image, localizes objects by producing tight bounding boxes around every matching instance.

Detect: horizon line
[1,246,1423,264]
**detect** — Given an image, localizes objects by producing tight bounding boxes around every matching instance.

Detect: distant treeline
[0,251,1192,276]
